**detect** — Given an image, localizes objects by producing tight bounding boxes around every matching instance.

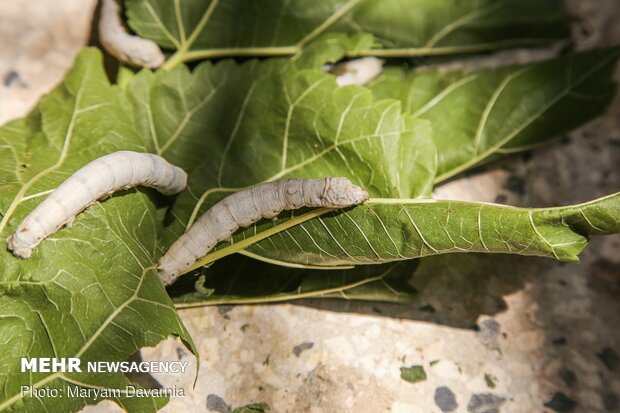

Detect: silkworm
[7,151,187,259]
[329,57,384,86]
[98,0,165,69]
[157,177,369,285]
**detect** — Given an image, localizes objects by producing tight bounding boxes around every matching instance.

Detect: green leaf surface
[124,35,437,253]
[130,35,426,307]
[369,47,620,182]
[1,37,619,411]
[119,37,620,277]
[171,257,418,307]
[200,193,620,268]
[0,50,195,412]
[171,192,620,307]
[124,0,570,67]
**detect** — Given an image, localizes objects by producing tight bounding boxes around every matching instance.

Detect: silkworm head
[6,233,33,259]
[124,43,165,69]
[157,260,177,286]
[323,177,369,207]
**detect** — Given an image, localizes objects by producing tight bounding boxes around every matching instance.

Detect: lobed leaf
[172,193,620,306]
[369,47,620,182]
[124,35,437,255]
[1,36,619,411]
[128,40,618,274]
[0,50,195,413]
[216,194,620,267]
[124,0,571,67]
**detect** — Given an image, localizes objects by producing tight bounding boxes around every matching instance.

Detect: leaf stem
[175,267,399,308]
[161,38,559,70]
[183,207,332,274]
[239,249,354,270]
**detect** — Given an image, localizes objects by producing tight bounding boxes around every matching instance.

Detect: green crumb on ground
[485,373,497,389]
[400,365,427,383]
[231,403,269,413]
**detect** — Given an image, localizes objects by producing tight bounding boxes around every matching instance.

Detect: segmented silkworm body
[330,57,384,86]
[7,151,187,259]
[98,0,165,68]
[158,177,369,285]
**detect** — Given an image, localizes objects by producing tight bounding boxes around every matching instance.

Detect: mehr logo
[21,358,81,373]
[21,358,189,374]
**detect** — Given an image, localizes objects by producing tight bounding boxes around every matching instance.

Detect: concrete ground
[1,1,619,412]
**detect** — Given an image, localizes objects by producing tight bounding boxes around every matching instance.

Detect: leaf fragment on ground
[400,365,427,383]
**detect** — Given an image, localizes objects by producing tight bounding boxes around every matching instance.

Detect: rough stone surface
[206,394,231,413]
[467,393,506,413]
[0,0,97,125]
[435,386,458,412]
[1,1,619,413]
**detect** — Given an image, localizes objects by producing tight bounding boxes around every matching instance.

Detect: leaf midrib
[175,262,402,307]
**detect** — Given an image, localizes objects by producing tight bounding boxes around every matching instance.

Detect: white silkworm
[329,57,384,86]
[7,151,187,259]
[157,177,369,285]
[98,0,165,69]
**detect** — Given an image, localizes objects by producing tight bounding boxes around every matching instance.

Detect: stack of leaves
[0,0,619,411]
